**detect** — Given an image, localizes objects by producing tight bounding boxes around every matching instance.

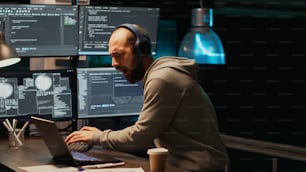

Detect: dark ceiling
[214,0,306,18]
[1,0,305,18]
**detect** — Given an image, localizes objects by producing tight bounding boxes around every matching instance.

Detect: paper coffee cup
[147,148,169,172]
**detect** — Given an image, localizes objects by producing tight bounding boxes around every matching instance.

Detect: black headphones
[116,23,151,56]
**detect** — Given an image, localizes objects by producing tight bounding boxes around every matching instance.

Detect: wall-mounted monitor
[0,4,79,57]
[78,6,159,56]
[0,69,76,121]
[77,67,143,119]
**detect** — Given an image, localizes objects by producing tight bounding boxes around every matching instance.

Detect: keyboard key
[67,142,93,152]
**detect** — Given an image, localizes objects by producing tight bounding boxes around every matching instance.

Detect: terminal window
[0,4,78,57]
[77,67,144,118]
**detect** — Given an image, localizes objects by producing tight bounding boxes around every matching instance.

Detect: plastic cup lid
[147,147,169,155]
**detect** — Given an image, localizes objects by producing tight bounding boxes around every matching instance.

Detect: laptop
[30,116,122,166]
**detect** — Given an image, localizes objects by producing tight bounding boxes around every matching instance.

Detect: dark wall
[206,15,306,146]
[201,13,306,172]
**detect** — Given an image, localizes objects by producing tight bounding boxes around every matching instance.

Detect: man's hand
[65,126,100,144]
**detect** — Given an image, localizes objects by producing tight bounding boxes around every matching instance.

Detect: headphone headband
[117,23,145,46]
[116,23,150,56]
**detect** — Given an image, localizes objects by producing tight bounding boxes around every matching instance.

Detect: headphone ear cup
[137,36,151,56]
[133,38,142,55]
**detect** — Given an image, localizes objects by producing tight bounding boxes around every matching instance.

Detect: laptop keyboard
[67,142,93,152]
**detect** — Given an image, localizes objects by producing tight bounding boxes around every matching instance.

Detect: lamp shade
[178,8,225,65]
[0,31,21,68]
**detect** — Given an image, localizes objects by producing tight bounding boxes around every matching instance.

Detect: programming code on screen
[0,70,74,119]
[78,6,159,55]
[77,67,144,118]
[0,4,78,57]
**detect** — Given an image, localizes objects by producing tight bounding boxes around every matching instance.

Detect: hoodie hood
[144,56,199,82]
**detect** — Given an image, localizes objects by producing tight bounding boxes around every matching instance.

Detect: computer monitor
[77,67,143,119]
[0,4,79,57]
[0,69,76,121]
[78,6,159,56]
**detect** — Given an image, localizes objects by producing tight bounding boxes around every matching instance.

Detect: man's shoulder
[155,56,190,61]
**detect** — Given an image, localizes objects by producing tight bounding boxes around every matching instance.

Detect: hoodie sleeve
[91,77,179,152]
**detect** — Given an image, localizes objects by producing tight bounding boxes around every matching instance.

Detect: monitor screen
[78,6,159,56]
[77,67,143,118]
[0,4,79,57]
[0,69,76,121]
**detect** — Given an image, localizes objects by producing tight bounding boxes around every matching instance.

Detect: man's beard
[126,60,145,83]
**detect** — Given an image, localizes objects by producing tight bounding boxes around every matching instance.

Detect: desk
[0,137,182,172]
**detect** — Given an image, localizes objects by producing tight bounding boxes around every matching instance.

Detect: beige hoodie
[92,57,229,171]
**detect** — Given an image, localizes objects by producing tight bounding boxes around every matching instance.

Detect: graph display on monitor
[77,67,143,118]
[0,69,75,120]
[78,6,159,56]
[0,4,79,57]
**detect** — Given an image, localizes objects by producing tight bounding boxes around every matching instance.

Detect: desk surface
[0,137,182,172]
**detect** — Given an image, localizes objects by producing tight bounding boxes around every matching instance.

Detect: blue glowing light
[178,28,225,65]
